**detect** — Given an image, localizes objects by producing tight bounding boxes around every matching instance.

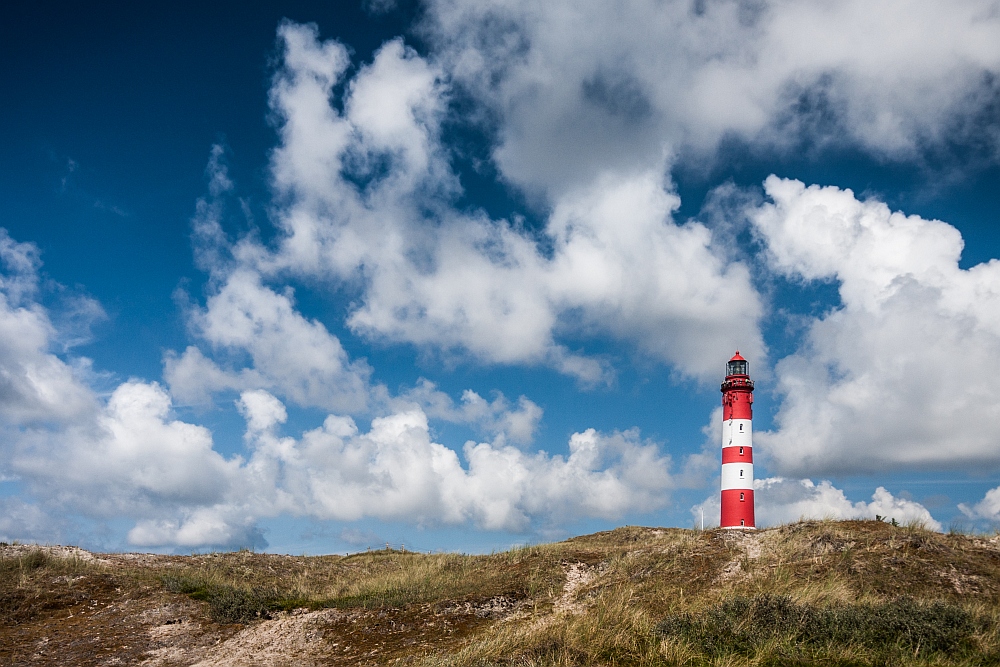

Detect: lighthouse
[721,351,755,529]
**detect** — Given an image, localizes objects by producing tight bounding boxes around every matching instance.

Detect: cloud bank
[128,390,675,545]
[693,477,941,530]
[425,0,1000,196]
[0,225,678,547]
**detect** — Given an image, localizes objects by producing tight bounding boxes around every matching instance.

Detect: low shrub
[161,574,296,624]
[657,594,987,662]
[206,586,281,624]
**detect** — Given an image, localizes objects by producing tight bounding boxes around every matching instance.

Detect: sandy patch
[554,562,598,615]
[187,609,340,667]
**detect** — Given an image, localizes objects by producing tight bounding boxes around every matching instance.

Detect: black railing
[721,377,754,392]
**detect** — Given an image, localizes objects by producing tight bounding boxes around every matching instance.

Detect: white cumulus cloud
[959,486,1000,524]
[395,378,543,446]
[228,391,673,532]
[128,506,266,550]
[165,269,373,412]
[13,381,242,518]
[0,231,97,425]
[751,176,1000,475]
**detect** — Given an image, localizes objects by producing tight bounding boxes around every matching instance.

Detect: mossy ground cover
[2,521,1000,665]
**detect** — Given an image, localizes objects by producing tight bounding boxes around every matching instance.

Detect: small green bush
[207,586,279,624]
[161,574,291,624]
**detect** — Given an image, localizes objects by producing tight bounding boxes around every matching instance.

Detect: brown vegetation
[2,520,1000,665]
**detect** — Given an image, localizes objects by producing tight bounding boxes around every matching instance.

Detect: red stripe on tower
[721,351,755,529]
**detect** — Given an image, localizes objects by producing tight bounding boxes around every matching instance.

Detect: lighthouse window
[727,360,748,376]
[739,447,744,455]
[739,424,743,431]
[740,492,745,501]
[739,469,744,477]
[740,519,745,526]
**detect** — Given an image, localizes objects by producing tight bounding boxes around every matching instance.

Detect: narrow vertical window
[740,492,745,501]
[740,519,745,526]
[740,469,744,477]
[739,447,744,455]
[739,424,743,431]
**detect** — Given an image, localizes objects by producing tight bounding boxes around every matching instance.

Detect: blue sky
[2,0,1000,554]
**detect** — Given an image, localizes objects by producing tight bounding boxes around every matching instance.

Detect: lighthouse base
[720,488,755,528]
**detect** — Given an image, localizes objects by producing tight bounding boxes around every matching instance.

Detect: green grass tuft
[0,549,51,575]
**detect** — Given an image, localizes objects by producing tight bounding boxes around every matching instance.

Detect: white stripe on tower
[721,418,752,448]
[721,419,753,489]
[721,464,753,490]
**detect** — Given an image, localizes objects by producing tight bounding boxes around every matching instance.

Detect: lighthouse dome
[727,351,748,377]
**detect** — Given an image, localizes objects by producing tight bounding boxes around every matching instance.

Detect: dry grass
[0,548,109,626]
[3,521,1000,665]
[155,543,566,623]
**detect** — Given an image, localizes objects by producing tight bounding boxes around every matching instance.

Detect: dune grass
[0,547,117,629]
[154,544,568,623]
[657,595,992,664]
[5,520,1000,665]
[405,521,1000,666]
[151,521,1000,663]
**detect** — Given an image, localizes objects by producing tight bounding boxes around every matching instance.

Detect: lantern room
[726,351,748,377]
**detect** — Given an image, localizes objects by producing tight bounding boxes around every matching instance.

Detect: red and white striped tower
[721,351,755,529]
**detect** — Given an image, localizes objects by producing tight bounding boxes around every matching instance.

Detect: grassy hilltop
[2,520,1000,666]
